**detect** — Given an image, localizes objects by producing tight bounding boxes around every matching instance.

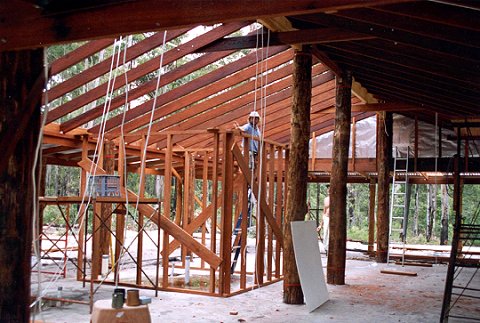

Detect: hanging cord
[252,23,270,290]
[38,37,124,300]
[115,35,133,287]
[30,46,52,320]
[114,31,168,286]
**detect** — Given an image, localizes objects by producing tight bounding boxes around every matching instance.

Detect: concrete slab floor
[31,255,467,323]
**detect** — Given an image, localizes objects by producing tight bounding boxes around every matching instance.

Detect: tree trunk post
[283,48,312,304]
[0,49,43,322]
[376,111,392,263]
[327,70,352,285]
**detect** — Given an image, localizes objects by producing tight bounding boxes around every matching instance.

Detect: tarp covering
[310,114,479,159]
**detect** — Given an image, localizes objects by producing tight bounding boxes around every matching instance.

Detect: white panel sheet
[291,220,329,312]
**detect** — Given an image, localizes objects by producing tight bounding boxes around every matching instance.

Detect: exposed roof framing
[1,0,415,51]
[2,1,477,171]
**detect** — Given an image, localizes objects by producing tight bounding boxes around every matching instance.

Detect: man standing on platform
[234,111,261,168]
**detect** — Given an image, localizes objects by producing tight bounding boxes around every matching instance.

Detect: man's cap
[249,111,260,119]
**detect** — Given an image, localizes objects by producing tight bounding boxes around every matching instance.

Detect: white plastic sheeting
[310,116,377,158]
[309,114,478,159]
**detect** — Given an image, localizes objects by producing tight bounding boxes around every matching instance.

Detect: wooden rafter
[195,28,375,52]
[95,46,289,137]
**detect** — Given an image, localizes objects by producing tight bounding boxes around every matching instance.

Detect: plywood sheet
[291,220,329,312]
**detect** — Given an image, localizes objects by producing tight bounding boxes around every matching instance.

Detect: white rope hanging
[31,37,126,311]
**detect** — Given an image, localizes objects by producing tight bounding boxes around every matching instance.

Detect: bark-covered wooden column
[283,48,312,304]
[0,49,43,322]
[327,70,352,285]
[376,111,392,263]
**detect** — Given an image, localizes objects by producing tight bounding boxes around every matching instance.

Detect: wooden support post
[114,138,126,280]
[92,142,105,279]
[0,49,42,322]
[376,111,393,263]
[174,177,183,226]
[162,134,173,288]
[368,179,376,255]
[183,152,195,264]
[255,142,267,285]
[327,69,352,285]
[201,152,209,269]
[220,132,234,295]
[101,140,114,269]
[114,204,125,282]
[77,136,89,281]
[267,144,275,281]
[283,48,312,304]
[136,136,147,285]
[275,146,284,278]
[210,130,220,294]
[240,142,249,289]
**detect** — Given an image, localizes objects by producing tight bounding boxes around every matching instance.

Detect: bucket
[126,289,140,306]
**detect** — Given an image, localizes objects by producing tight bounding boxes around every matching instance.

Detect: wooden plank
[47,29,186,107]
[50,38,115,76]
[380,270,417,277]
[394,261,432,267]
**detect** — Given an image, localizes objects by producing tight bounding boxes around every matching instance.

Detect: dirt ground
[31,247,474,323]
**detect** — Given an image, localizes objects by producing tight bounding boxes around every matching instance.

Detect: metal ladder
[440,204,480,321]
[388,146,411,265]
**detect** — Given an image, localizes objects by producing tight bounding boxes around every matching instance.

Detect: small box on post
[88,175,121,197]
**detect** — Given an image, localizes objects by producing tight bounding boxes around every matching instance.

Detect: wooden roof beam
[50,38,115,76]
[47,28,188,106]
[195,28,374,52]
[170,72,335,149]
[60,22,250,132]
[95,46,289,137]
[1,0,416,51]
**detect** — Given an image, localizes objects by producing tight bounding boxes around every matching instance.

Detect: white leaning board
[291,220,329,312]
